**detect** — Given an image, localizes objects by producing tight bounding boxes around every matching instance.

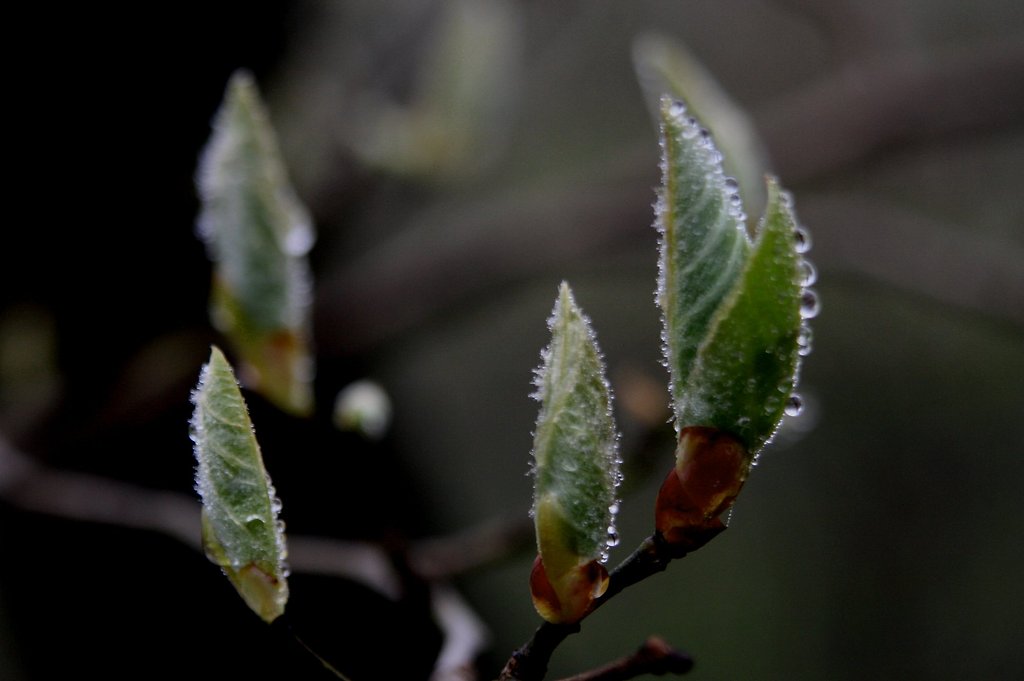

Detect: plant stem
[555,636,693,681]
[498,533,687,681]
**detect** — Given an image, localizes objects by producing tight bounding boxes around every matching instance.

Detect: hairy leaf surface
[679,179,805,453]
[656,96,751,431]
[191,346,288,623]
[531,283,621,576]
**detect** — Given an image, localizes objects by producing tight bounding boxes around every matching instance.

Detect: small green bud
[191,346,289,622]
[529,283,621,623]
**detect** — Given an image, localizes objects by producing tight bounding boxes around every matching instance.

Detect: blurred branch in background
[757,38,1024,183]
[2,1,1022,679]
[0,432,501,680]
[771,0,913,62]
[297,23,1023,355]
[800,194,1024,327]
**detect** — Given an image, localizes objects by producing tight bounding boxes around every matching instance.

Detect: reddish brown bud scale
[529,554,609,624]
[655,426,749,551]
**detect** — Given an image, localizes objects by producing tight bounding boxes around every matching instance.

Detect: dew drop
[794,227,812,254]
[785,394,804,417]
[245,515,265,532]
[606,527,620,548]
[608,502,620,516]
[283,221,315,256]
[799,260,818,287]
[723,177,739,192]
[797,324,814,356]
[800,289,820,319]
[668,100,686,118]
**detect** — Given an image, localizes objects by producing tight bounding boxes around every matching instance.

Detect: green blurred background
[2,1,1022,679]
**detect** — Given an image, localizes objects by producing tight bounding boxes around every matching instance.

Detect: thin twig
[0,433,494,681]
[498,534,685,681]
[411,514,534,581]
[555,636,693,681]
[0,433,528,586]
[278,616,354,681]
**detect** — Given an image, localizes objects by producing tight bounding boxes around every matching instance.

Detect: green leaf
[678,179,806,454]
[656,96,751,432]
[191,346,289,623]
[531,283,621,576]
[633,33,772,221]
[196,70,315,416]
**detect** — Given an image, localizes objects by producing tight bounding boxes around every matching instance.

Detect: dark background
[2,2,1022,679]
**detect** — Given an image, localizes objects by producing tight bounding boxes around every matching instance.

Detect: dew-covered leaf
[678,179,806,454]
[531,283,620,593]
[191,346,288,623]
[634,33,772,222]
[655,96,751,432]
[196,70,314,416]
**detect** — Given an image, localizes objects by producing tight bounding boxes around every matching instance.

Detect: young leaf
[678,178,806,454]
[530,282,620,623]
[191,346,289,623]
[652,117,814,551]
[655,96,751,432]
[196,70,315,416]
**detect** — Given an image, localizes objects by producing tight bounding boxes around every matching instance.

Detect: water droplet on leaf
[797,324,814,356]
[245,515,265,531]
[800,290,820,318]
[283,222,315,256]
[785,394,803,417]
[794,227,812,254]
[799,260,817,286]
